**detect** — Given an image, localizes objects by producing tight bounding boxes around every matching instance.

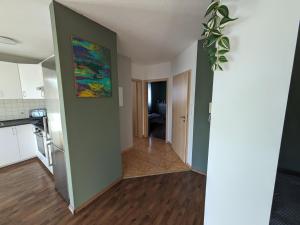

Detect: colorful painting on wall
[71,36,112,97]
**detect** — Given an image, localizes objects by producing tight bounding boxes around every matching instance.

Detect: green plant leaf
[219,55,228,63]
[202,1,237,72]
[220,17,238,28]
[217,64,224,71]
[205,35,219,47]
[205,1,219,17]
[208,47,217,56]
[212,63,218,71]
[218,49,229,55]
[207,17,217,29]
[202,23,209,31]
[219,36,230,50]
[211,29,222,36]
[217,5,229,17]
[211,56,217,65]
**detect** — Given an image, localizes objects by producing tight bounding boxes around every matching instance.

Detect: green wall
[191,40,214,174]
[50,1,122,209]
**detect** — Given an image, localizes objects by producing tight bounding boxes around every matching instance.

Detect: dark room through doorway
[147,81,167,140]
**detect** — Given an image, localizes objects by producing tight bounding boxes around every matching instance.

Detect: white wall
[132,62,171,80]
[204,1,300,225]
[118,55,133,151]
[171,41,198,165]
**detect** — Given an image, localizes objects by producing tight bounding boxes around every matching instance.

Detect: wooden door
[172,71,190,162]
[132,80,143,138]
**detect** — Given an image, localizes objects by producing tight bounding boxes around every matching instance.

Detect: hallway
[122,137,190,178]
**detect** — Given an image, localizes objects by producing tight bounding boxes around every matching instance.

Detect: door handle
[179,116,186,122]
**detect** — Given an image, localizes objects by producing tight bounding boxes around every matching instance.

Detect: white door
[172,71,190,163]
[16,124,37,160]
[18,64,44,99]
[0,126,20,167]
[0,61,22,99]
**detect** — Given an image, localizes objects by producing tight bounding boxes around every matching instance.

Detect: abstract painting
[71,36,112,97]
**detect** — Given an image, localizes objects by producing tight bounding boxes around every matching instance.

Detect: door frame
[172,70,191,163]
[143,78,169,141]
[132,79,143,138]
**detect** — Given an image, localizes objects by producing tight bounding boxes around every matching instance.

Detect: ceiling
[0,0,54,63]
[0,0,209,64]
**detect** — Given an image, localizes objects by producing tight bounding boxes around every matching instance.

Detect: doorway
[147,81,167,140]
[270,25,300,225]
[172,71,190,163]
[122,77,189,178]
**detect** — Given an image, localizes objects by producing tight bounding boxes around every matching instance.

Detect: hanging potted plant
[202,1,237,71]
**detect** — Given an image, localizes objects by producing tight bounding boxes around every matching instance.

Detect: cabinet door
[16,124,37,160]
[0,127,20,167]
[18,64,44,99]
[0,61,22,99]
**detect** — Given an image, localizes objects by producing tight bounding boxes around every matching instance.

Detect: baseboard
[35,159,54,179]
[123,168,191,179]
[121,145,133,153]
[0,157,38,171]
[191,168,207,176]
[68,204,75,215]
[73,177,122,214]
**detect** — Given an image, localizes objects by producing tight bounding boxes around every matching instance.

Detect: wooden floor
[0,159,206,225]
[122,137,190,178]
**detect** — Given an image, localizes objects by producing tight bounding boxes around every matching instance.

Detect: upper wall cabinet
[18,64,44,99]
[0,61,23,99]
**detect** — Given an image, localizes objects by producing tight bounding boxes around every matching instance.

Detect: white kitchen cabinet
[16,124,38,160]
[0,61,22,99]
[18,64,44,99]
[0,127,20,167]
[0,124,37,168]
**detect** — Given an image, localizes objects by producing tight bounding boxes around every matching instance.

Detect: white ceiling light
[0,36,18,45]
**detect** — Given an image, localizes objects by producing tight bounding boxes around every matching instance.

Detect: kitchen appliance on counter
[30,108,47,130]
[42,56,69,203]
[30,108,53,173]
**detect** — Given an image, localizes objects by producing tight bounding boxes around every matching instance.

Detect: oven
[30,108,53,174]
[34,128,45,156]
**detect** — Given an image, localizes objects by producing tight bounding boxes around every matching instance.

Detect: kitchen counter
[0,118,40,128]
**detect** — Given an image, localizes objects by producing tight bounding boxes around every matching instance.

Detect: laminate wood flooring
[0,159,205,225]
